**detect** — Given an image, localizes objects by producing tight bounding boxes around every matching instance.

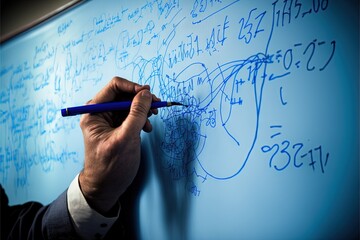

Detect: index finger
[90,76,150,104]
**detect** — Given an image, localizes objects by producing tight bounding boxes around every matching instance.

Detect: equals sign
[270,125,282,138]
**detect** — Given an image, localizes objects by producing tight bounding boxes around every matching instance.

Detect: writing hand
[78,76,158,214]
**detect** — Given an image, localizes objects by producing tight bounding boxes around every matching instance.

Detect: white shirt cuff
[67,174,120,240]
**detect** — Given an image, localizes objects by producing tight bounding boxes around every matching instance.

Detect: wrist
[78,171,119,216]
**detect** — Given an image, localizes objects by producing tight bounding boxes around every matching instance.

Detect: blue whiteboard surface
[0,0,359,239]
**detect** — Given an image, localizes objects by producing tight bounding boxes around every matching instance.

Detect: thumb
[122,89,152,135]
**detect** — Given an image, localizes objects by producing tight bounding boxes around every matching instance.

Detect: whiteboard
[0,0,359,239]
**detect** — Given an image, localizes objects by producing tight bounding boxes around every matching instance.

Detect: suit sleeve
[1,185,79,240]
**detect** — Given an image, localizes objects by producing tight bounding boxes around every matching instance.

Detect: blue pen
[61,101,185,117]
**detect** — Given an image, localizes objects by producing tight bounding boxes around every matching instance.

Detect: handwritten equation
[0,0,335,196]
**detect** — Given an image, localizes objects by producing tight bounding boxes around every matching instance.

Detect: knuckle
[79,115,89,129]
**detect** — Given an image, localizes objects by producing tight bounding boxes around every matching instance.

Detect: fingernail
[141,90,152,98]
[134,84,142,92]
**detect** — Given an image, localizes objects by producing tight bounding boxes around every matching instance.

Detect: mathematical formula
[0,0,335,196]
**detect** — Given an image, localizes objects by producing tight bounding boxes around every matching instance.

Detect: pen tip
[170,102,188,107]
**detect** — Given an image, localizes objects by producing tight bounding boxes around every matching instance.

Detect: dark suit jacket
[1,184,79,239]
[0,185,136,240]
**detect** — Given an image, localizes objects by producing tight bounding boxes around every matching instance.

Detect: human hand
[78,77,159,214]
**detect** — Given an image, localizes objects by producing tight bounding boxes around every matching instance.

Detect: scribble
[0,0,335,195]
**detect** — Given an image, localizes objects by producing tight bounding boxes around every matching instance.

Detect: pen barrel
[61,101,170,117]
[62,101,132,116]
[150,101,168,108]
